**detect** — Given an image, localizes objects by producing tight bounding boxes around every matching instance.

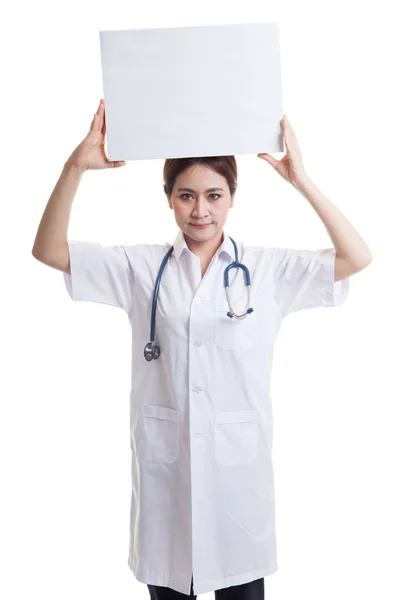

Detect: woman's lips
[191,223,212,228]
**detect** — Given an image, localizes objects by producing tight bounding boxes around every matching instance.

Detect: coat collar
[171,228,235,262]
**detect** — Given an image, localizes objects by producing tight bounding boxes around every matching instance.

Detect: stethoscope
[144,236,254,361]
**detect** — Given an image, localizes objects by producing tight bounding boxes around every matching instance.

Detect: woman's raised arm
[31,99,126,273]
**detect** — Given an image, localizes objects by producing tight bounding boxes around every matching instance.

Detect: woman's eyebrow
[177,187,224,193]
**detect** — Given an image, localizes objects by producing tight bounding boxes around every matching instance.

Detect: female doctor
[32,99,372,599]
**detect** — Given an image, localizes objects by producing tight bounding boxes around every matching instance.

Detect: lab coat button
[195,297,203,304]
[193,340,202,347]
[192,385,202,393]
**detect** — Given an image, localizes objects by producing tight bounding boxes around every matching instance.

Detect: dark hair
[163,156,238,199]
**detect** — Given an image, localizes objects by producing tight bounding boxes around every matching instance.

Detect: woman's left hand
[257,115,308,187]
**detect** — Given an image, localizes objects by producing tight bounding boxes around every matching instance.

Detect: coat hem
[128,556,278,595]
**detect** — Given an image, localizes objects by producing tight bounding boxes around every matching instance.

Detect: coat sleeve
[269,247,350,319]
[63,240,134,314]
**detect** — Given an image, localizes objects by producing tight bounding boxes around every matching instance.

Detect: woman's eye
[180,193,221,200]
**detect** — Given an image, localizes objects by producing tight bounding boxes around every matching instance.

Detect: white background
[1,1,397,600]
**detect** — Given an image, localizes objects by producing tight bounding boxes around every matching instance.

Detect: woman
[32,99,372,599]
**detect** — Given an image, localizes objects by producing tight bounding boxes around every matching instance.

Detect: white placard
[99,22,284,161]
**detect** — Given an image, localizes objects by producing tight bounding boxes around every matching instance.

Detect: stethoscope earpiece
[143,235,253,361]
[226,307,254,319]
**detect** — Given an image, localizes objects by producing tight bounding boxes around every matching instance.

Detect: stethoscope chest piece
[144,342,161,362]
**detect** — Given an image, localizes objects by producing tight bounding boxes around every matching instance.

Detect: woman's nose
[192,200,209,215]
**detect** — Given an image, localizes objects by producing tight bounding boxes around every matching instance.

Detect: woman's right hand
[65,99,126,171]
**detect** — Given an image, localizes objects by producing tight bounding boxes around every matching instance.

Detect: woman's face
[168,164,233,242]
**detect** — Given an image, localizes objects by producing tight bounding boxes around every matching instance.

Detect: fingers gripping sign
[66,99,126,172]
[257,115,308,188]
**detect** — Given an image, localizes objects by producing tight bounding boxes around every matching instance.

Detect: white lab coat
[63,228,350,595]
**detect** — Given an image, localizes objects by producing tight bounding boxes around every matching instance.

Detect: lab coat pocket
[214,410,260,466]
[139,404,179,463]
[214,298,257,351]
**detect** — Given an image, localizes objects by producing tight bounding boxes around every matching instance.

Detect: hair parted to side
[163,156,238,199]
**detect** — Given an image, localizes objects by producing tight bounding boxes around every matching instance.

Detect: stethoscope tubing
[144,236,254,361]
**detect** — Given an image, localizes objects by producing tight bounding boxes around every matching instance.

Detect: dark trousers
[147,574,264,600]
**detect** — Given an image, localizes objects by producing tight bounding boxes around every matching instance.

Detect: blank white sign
[99,22,283,161]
